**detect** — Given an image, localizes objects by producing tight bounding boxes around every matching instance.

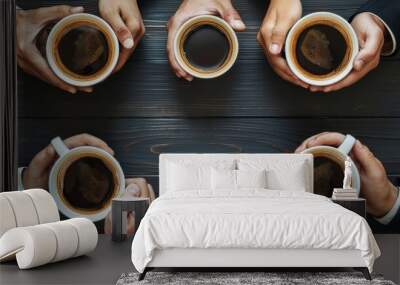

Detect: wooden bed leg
[354,267,371,280]
[138,268,148,281]
[362,267,372,280]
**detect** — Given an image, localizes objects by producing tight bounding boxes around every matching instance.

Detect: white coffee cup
[49,137,125,222]
[46,13,119,87]
[174,15,239,79]
[301,134,360,196]
[285,12,359,86]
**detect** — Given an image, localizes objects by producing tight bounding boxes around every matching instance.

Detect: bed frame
[139,248,370,280]
[138,154,372,280]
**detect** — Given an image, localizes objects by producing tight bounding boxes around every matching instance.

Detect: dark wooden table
[17,0,400,195]
[331,198,366,218]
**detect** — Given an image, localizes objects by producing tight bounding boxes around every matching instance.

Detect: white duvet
[131,190,380,273]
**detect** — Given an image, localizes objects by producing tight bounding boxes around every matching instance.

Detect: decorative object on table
[332,188,358,199]
[301,134,360,197]
[332,156,359,199]
[343,156,353,189]
[0,189,98,269]
[49,137,125,222]
[117,271,394,285]
[331,198,366,218]
[112,197,149,242]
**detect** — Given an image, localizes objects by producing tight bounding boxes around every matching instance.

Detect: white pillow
[166,159,235,192]
[211,169,267,191]
[237,169,267,188]
[238,159,310,192]
[211,168,236,190]
[266,167,307,191]
[167,163,210,191]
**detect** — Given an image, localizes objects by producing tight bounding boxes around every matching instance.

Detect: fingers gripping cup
[49,137,125,222]
[46,13,119,87]
[285,12,359,86]
[174,15,239,79]
[301,134,361,197]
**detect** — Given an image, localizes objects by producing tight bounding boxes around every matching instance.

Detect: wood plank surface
[19,118,400,176]
[17,0,400,189]
[15,0,400,237]
[17,0,400,118]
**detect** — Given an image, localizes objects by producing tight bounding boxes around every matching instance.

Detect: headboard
[159,153,313,196]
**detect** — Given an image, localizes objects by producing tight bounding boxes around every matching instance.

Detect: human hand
[99,0,145,72]
[167,0,246,81]
[125,178,156,201]
[16,6,94,94]
[22,133,114,190]
[310,13,385,92]
[257,0,307,88]
[295,132,398,217]
[104,178,155,235]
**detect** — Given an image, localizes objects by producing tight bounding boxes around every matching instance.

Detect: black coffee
[183,24,229,70]
[58,25,109,76]
[314,156,344,197]
[63,157,114,209]
[296,24,347,75]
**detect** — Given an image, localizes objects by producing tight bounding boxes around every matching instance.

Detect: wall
[17,0,400,184]
[17,0,400,278]
[18,0,400,218]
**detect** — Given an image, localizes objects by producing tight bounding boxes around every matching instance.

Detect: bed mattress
[131,190,380,273]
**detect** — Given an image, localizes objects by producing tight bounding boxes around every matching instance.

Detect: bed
[131,154,380,280]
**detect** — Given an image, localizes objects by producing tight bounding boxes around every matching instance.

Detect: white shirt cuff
[368,12,397,56]
[18,167,26,191]
[375,187,400,225]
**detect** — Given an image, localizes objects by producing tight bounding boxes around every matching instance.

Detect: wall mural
[16,0,399,234]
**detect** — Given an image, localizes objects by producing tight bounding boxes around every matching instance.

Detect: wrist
[374,185,400,225]
[375,182,398,218]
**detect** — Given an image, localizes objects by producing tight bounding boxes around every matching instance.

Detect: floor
[0,235,134,285]
[1,235,398,284]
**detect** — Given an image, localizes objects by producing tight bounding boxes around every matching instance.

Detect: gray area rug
[117,272,396,285]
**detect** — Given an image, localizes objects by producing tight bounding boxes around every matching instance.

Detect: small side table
[331,198,366,218]
[112,197,149,242]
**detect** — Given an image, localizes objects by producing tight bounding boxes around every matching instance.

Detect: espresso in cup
[46,13,119,87]
[56,151,122,217]
[183,24,230,70]
[63,156,115,210]
[286,12,359,86]
[301,134,360,197]
[313,154,344,197]
[49,137,125,222]
[174,15,239,79]
[57,24,110,76]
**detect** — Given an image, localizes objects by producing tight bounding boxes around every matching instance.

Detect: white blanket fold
[131,191,380,273]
